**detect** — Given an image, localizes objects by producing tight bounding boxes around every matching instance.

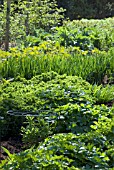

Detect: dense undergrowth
[0,71,114,169]
[0,13,114,170]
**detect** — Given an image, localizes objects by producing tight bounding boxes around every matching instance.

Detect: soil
[0,136,23,162]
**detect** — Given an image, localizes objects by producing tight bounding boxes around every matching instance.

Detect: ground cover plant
[9,17,114,50]
[0,72,114,169]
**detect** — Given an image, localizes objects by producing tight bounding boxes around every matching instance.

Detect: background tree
[0,0,65,49]
[57,0,114,19]
[5,0,10,51]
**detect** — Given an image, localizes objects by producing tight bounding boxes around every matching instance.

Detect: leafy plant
[1,131,114,169]
[92,84,114,104]
[53,18,114,51]
[21,116,53,147]
[0,72,113,139]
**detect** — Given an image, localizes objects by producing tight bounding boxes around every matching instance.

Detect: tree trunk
[5,0,10,51]
[25,0,30,36]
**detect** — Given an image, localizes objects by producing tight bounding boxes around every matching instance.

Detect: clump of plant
[53,18,114,51]
[0,71,114,139]
[1,45,114,84]
[1,128,114,169]
[21,103,113,147]
[0,72,114,169]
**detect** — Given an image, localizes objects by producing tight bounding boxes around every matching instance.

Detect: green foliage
[0,18,114,84]
[22,28,53,47]
[12,17,114,50]
[92,84,114,104]
[0,45,114,84]
[0,72,113,139]
[0,0,65,47]
[0,71,92,137]
[1,130,114,169]
[54,18,114,51]
[0,8,114,168]
[21,116,53,146]
[21,103,113,147]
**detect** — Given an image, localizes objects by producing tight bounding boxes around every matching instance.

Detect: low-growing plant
[0,72,113,139]
[1,131,114,169]
[20,103,113,147]
[92,84,114,104]
[0,72,114,169]
[21,116,53,147]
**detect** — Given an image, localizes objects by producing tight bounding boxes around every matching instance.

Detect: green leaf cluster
[0,0,65,46]
[1,130,114,169]
[0,72,113,138]
[53,18,114,51]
